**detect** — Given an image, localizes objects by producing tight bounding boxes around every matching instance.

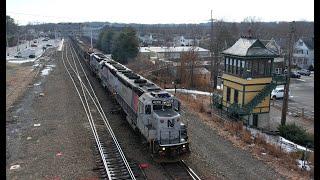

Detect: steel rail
[61,42,112,178]
[69,40,136,179]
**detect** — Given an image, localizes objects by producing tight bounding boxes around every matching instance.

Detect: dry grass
[177,92,313,179]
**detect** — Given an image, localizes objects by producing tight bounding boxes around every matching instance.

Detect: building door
[253,114,258,127]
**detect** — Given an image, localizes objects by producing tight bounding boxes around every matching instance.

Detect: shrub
[278,123,314,148]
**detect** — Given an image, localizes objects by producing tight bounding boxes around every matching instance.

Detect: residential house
[139,34,158,46]
[173,36,198,46]
[261,38,285,75]
[293,38,314,69]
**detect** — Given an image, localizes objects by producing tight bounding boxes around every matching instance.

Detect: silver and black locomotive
[73,37,190,161]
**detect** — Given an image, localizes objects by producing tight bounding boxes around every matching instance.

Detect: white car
[271,86,291,99]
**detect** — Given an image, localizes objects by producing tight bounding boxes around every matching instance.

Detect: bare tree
[242,16,262,38]
[180,47,198,88]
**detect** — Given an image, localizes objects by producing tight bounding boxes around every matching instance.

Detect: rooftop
[139,46,210,53]
[222,37,278,57]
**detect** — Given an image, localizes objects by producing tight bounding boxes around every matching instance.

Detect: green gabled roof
[222,37,279,58]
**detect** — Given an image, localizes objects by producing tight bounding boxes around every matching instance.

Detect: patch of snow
[279,137,313,153]
[8,58,37,64]
[57,39,64,51]
[34,83,41,86]
[296,79,306,82]
[246,126,313,153]
[41,65,55,76]
[297,160,311,171]
[165,88,212,96]
[10,164,21,170]
[34,123,41,127]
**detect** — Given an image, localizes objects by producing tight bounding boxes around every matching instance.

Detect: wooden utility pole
[210,10,214,83]
[281,21,295,125]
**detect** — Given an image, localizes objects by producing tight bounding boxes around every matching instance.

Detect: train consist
[71,37,190,161]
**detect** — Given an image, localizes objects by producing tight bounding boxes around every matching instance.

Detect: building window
[226,87,231,102]
[253,114,258,127]
[224,58,227,71]
[228,58,231,73]
[258,61,265,76]
[240,60,245,76]
[252,60,258,76]
[233,59,237,74]
[234,89,238,103]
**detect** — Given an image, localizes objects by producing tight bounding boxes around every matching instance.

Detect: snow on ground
[165,89,212,96]
[7,38,61,64]
[245,126,313,153]
[57,39,64,51]
[297,160,311,171]
[41,65,55,76]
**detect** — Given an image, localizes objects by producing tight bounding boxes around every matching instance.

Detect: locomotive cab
[137,91,190,161]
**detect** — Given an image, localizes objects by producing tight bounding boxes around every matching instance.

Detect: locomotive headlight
[162,147,166,151]
[183,145,186,148]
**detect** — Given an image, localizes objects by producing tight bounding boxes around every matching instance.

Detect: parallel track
[69,37,202,180]
[61,39,140,179]
[161,161,201,180]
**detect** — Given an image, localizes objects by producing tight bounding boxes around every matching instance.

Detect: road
[274,73,314,119]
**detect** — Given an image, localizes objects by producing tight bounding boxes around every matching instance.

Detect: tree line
[6,16,19,47]
[96,27,139,64]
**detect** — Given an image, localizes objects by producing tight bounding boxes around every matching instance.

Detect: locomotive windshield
[153,103,172,111]
[152,99,173,110]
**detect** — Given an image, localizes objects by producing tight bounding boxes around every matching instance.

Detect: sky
[6,0,314,25]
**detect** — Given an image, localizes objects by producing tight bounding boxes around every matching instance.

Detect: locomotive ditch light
[183,145,186,148]
[162,147,166,151]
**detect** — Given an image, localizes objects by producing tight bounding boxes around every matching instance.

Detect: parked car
[29,54,36,58]
[46,44,52,47]
[31,44,37,47]
[271,86,291,99]
[290,71,301,78]
[297,69,311,76]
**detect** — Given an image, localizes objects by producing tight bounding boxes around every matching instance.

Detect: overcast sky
[7,0,314,25]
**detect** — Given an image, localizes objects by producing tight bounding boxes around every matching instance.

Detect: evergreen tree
[111,27,139,64]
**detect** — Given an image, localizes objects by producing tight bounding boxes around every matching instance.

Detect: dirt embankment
[6,62,38,111]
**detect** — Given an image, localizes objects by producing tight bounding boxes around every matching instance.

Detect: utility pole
[209,10,215,114]
[90,27,93,49]
[281,21,295,125]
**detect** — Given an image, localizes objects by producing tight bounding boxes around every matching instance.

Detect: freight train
[71,37,190,162]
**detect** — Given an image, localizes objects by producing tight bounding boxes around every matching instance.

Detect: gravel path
[6,49,99,179]
[181,108,284,180]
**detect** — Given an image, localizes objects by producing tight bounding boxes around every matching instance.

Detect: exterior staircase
[229,74,287,116]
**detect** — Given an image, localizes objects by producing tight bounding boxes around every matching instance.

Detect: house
[261,38,285,75]
[293,38,314,69]
[138,34,158,46]
[173,36,198,46]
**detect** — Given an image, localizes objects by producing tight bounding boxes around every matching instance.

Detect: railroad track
[161,160,201,180]
[61,39,144,180]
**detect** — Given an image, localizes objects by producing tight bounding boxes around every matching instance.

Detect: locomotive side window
[145,105,151,114]
[138,101,143,114]
[173,99,180,112]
